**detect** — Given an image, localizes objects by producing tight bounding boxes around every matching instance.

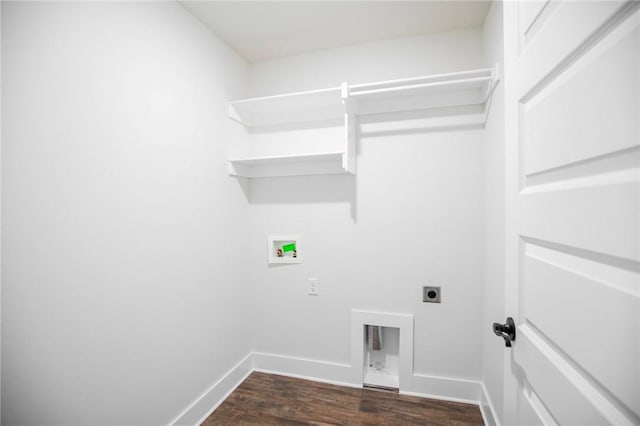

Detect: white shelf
[227,66,500,178]
[348,67,498,116]
[228,151,349,178]
[229,87,344,128]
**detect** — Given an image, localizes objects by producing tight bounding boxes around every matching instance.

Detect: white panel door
[503,1,640,425]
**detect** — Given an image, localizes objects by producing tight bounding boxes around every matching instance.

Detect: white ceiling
[179,1,492,63]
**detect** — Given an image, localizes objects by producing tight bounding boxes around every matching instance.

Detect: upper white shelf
[229,86,344,128]
[347,67,498,115]
[228,66,499,129]
[227,66,500,178]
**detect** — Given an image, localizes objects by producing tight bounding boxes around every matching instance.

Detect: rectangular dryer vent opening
[363,325,400,390]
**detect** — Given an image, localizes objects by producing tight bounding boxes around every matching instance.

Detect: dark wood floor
[202,372,484,425]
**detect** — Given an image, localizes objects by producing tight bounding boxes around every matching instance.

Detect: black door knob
[493,317,516,347]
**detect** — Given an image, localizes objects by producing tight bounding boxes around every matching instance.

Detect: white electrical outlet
[308,278,319,296]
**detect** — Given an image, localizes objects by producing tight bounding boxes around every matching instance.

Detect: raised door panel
[521,13,639,176]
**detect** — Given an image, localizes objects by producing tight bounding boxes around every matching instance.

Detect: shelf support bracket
[482,63,502,124]
[341,82,356,175]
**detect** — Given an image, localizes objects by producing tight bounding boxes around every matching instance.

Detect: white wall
[481,2,506,424]
[1,2,251,425]
[249,27,484,96]
[246,28,486,383]
[1,4,508,422]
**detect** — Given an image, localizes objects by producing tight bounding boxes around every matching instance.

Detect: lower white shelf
[228,152,349,178]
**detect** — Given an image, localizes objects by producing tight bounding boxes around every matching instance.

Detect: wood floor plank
[202,372,484,425]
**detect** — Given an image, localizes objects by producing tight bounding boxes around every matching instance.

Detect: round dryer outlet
[422,286,441,303]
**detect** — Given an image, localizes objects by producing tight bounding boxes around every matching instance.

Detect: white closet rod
[349,68,493,90]
[230,86,341,105]
[349,76,492,97]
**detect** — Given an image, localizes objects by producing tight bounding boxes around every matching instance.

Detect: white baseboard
[172,351,497,425]
[252,351,356,388]
[254,352,488,408]
[403,372,483,404]
[170,353,253,426]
